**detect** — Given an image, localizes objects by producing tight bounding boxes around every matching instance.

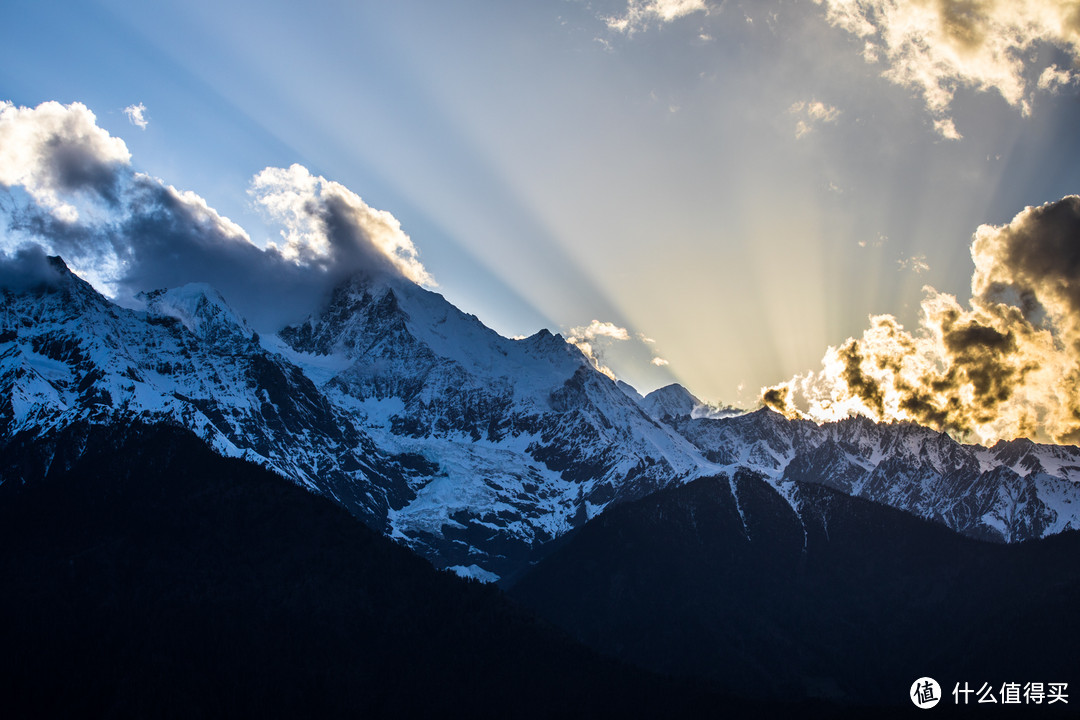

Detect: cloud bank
[764,195,1080,444]
[0,101,433,330]
[815,0,1080,137]
[0,244,69,292]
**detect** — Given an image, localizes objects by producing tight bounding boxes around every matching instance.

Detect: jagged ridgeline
[3,257,1079,582]
[4,256,1080,714]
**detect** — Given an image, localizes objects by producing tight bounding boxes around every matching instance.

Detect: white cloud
[605,0,708,34]
[566,320,675,379]
[123,103,149,130]
[858,233,888,248]
[814,0,1080,138]
[566,319,632,379]
[933,117,963,141]
[0,100,131,222]
[250,164,435,287]
[789,100,841,139]
[568,319,631,342]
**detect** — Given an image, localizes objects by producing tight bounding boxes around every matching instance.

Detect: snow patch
[447,565,500,583]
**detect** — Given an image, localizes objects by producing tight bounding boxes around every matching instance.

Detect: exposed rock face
[0,262,707,577]
[4,258,1080,580]
[660,407,1080,542]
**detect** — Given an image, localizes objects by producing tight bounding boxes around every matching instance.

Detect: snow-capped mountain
[657,405,1080,542]
[4,257,1080,581]
[638,383,701,421]
[0,259,419,524]
[638,383,742,422]
[0,260,710,578]
[271,272,710,576]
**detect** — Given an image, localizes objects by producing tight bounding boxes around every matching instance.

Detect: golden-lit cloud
[763,196,1080,444]
[898,254,930,273]
[815,0,1080,137]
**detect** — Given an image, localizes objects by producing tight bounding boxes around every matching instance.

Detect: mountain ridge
[3,256,1080,580]
[508,468,1080,705]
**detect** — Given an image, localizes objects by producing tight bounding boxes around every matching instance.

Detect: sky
[3,0,1080,443]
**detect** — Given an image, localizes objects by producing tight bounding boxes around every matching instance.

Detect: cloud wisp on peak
[0,100,434,332]
[566,319,671,380]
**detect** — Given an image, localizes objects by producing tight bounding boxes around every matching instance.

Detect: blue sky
[3,0,1080,436]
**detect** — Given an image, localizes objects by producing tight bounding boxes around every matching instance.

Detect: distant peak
[991,436,1035,450]
[523,328,564,345]
[640,383,701,420]
[140,282,250,338]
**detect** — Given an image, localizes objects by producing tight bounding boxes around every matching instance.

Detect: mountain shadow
[0,423,727,719]
[508,470,1080,711]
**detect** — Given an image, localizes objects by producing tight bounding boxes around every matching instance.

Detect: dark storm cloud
[972,196,1080,338]
[4,175,311,329]
[44,135,125,206]
[761,383,792,416]
[0,245,68,292]
[837,339,886,419]
[8,202,110,264]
